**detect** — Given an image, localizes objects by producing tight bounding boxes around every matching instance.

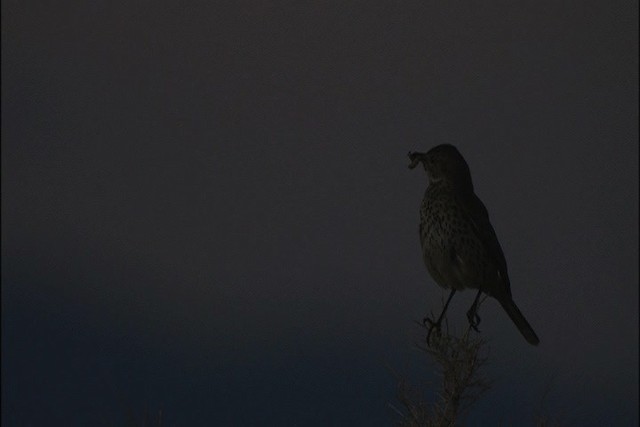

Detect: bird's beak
[408,151,426,169]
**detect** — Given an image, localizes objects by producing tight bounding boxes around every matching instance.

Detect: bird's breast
[419,186,489,291]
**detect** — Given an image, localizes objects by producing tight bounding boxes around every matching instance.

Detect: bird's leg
[466,289,483,332]
[424,289,456,345]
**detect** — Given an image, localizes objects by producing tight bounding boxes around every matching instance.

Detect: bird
[408,144,539,346]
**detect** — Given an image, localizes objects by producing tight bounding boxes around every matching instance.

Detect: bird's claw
[466,309,481,332]
[423,316,442,346]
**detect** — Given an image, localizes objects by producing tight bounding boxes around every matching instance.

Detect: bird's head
[408,144,473,189]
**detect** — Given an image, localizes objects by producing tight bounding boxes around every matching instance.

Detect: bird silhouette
[409,145,539,346]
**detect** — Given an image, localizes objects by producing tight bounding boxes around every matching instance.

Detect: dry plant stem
[395,297,491,427]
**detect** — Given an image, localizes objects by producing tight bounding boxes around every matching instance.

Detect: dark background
[2,0,638,425]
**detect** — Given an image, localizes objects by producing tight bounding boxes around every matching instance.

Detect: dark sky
[2,0,638,425]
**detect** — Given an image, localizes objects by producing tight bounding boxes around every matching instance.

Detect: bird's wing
[457,192,512,295]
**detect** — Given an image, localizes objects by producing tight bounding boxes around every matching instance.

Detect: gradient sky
[2,0,638,425]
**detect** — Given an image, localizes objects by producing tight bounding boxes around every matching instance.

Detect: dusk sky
[2,0,638,425]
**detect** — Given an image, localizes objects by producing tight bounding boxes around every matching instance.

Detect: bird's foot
[466,307,481,332]
[423,316,442,346]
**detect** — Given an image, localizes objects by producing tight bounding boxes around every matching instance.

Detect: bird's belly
[420,202,490,291]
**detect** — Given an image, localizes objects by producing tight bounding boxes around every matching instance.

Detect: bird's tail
[499,298,540,346]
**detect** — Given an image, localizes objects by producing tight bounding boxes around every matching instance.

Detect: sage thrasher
[408,144,539,346]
